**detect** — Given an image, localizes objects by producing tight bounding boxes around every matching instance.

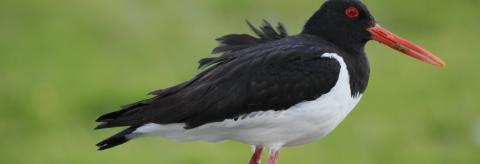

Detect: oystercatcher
[95,0,446,164]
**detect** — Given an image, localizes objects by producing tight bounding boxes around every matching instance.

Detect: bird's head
[303,0,446,67]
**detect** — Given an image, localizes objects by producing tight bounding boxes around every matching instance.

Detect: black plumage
[96,26,344,130]
[96,0,374,150]
[95,22,348,150]
[202,20,288,69]
[96,126,139,150]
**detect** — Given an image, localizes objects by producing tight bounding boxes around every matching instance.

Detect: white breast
[133,53,362,148]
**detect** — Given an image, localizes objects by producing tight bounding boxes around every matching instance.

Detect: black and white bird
[95,0,445,164]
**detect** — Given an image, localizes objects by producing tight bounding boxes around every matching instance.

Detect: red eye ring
[345,7,360,19]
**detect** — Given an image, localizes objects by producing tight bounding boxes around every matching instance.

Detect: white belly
[133,53,362,148]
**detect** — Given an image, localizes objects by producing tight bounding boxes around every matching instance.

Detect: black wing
[179,44,341,128]
[96,40,341,130]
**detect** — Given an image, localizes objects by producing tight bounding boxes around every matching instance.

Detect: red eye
[345,7,360,19]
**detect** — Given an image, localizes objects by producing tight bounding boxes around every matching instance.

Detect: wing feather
[96,22,341,130]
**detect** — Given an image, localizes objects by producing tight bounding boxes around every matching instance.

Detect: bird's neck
[302,28,367,55]
[342,50,370,97]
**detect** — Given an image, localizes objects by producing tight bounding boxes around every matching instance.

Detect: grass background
[1,0,479,163]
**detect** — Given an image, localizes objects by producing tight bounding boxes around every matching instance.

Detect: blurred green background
[1,0,479,163]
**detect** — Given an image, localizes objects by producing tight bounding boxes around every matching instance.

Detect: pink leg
[249,146,264,164]
[266,148,280,164]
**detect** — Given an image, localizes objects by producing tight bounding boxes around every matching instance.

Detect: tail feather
[96,126,140,151]
[94,108,146,129]
[96,110,126,122]
[95,99,152,129]
[95,101,148,149]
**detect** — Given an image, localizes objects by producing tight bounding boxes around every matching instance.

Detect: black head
[302,0,376,52]
[302,0,446,67]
